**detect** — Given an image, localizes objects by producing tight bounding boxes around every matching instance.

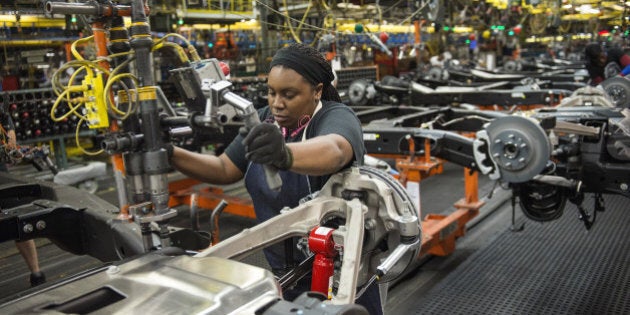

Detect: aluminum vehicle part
[556,85,615,108]
[0,254,281,315]
[196,166,421,305]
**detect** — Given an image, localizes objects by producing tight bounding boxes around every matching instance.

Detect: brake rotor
[504,60,518,72]
[348,79,370,106]
[427,67,448,81]
[486,116,551,183]
[357,166,420,283]
[601,76,630,108]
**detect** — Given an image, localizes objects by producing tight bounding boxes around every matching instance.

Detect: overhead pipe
[45,1,148,17]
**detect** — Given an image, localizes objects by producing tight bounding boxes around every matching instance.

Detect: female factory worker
[170,43,381,313]
[584,43,630,86]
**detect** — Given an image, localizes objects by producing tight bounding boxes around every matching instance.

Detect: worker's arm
[242,123,355,176]
[170,147,244,185]
[288,134,354,176]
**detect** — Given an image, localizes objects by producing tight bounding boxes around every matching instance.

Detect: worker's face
[267,66,323,129]
[597,51,607,67]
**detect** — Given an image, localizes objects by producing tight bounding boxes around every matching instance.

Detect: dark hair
[585,43,602,61]
[270,43,342,102]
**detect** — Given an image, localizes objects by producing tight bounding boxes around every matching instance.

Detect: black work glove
[241,123,293,170]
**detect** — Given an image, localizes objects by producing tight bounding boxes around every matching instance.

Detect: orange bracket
[396,137,443,186]
[420,207,477,256]
[168,178,256,219]
[420,167,484,257]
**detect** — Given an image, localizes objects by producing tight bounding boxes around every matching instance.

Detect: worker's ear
[314,83,323,99]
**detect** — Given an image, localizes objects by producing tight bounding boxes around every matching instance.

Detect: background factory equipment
[0,1,628,314]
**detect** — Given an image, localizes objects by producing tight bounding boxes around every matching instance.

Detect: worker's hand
[242,123,293,170]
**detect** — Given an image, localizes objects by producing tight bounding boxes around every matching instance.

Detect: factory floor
[0,159,628,314]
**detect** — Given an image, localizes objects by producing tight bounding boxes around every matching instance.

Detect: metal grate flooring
[411,194,630,315]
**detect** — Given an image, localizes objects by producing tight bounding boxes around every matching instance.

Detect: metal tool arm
[209,80,282,191]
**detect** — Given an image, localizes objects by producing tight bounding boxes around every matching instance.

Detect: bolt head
[36,220,46,230]
[23,224,34,233]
